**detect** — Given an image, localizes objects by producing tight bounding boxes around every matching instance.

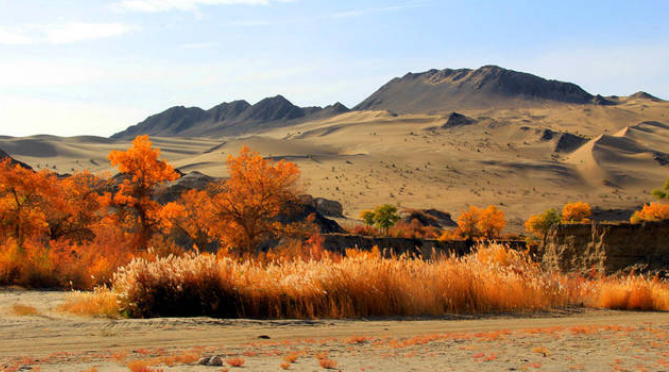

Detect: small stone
[197,356,210,365]
[258,335,271,339]
[208,356,223,366]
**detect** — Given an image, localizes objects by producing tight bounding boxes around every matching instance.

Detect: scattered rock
[312,197,344,217]
[198,356,211,365]
[208,356,224,366]
[539,129,555,141]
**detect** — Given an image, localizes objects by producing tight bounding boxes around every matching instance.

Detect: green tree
[372,204,400,234]
[525,208,561,237]
[359,210,375,226]
[652,177,669,202]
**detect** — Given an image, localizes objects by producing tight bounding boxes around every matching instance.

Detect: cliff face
[542,221,669,274]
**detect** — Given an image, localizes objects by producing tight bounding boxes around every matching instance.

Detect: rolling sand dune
[1,86,668,232]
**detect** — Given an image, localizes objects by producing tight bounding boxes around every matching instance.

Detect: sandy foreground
[2,290,669,371]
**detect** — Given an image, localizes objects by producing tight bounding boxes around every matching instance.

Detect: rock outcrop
[542,221,669,274]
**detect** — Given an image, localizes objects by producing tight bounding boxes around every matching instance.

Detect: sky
[0,0,668,137]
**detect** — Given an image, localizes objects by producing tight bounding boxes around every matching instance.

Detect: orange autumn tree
[477,205,506,238]
[46,172,109,244]
[457,205,481,239]
[107,135,179,250]
[0,158,58,251]
[211,146,300,254]
[562,201,591,223]
[456,205,506,239]
[161,189,220,252]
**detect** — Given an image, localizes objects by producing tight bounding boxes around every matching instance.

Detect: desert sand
[2,289,669,371]
[1,98,668,232]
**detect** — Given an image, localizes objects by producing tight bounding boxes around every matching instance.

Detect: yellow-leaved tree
[107,135,179,250]
[211,146,300,254]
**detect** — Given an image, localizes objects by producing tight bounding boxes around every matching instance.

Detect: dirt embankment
[542,220,669,274]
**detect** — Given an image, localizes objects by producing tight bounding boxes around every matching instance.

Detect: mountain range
[111,65,663,139]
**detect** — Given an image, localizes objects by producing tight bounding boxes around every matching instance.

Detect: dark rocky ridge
[112,95,350,139]
[354,65,596,114]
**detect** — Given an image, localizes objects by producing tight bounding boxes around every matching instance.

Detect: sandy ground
[1,101,668,232]
[2,289,669,371]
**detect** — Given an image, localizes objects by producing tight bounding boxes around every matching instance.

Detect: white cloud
[111,0,293,13]
[45,23,136,44]
[0,27,34,45]
[0,23,135,46]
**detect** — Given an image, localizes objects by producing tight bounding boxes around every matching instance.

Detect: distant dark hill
[112,96,349,139]
[354,65,596,114]
[628,91,664,102]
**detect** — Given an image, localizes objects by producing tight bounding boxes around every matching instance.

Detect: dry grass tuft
[59,288,121,318]
[11,304,40,316]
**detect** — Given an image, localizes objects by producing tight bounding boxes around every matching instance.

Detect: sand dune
[1,99,668,232]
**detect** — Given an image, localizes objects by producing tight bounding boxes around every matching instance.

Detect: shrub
[651,176,669,202]
[562,202,591,223]
[318,358,338,369]
[525,208,561,237]
[226,357,246,367]
[630,203,669,223]
[59,288,121,318]
[388,219,441,239]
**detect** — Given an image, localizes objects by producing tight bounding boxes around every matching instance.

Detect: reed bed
[111,244,578,318]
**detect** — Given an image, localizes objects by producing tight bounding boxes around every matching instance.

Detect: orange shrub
[318,358,338,369]
[561,202,591,223]
[348,224,379,237]
[388,219,441,239]
[226,357,246,367]
[630,203,669,223]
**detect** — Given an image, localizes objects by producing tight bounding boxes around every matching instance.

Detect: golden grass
[11,304,40,316]
[57,243,669,320]
[113,244,573,318]
[58,288,121,319]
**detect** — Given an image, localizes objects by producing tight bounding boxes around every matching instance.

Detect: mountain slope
[354,65,595,114]
[112,96,349,139]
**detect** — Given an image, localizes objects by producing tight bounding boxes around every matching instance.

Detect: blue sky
[0,0,668,136]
